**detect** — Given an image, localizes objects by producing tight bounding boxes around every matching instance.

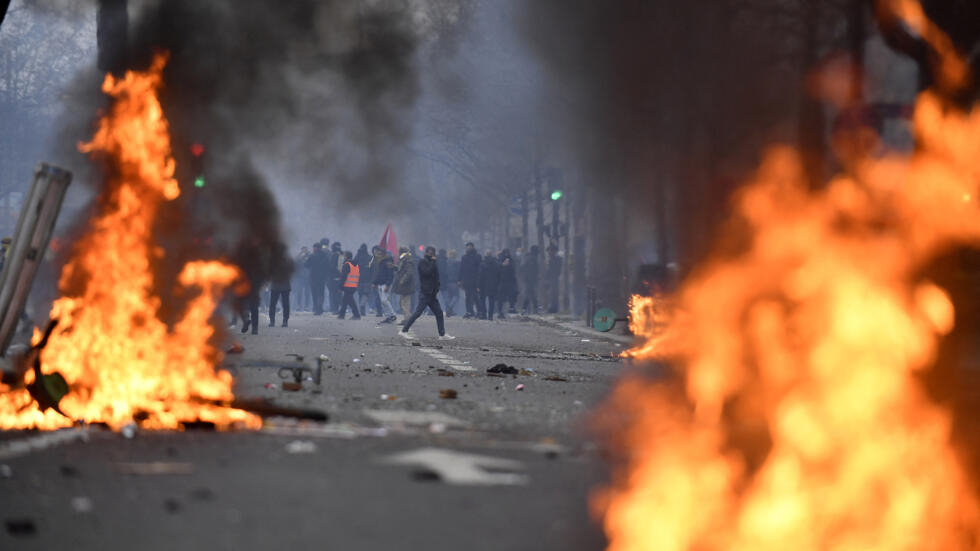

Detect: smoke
[43,0,429,288]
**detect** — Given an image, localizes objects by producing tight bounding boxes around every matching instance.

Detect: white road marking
[363,409,469,428]
[417,346,475,372]
[0,428,90,460]
[379,447,528,486]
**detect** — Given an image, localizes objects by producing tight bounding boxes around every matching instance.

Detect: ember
[0,54,259,431]
[595,4,980,551]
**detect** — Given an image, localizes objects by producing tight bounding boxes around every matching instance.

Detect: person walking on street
[394,247,416,323]
[445,249,460,316]
[478,250,501,321]
[269,246,293,327]
[545,243,562,313]
[521,245,540,314]
[458,242,481,318]
[372,249,397,323]
[400,246,455,340]
[306,242,329,315]
[337,251,362,319]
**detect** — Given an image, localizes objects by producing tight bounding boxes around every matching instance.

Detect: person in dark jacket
[269,246,294,327]
[327,242,343,313]
[478,250,501,321]
[436,248,449,316]
[400,246,455,339]
[365,246,384,317]
[545,243,562,313]
[372,250,397,323]
[305,242,330,315]
[444,249,460,316]
[337,251,361,320]
[496,249,517,319]
[521,245,540,314]
[458,242,482,318]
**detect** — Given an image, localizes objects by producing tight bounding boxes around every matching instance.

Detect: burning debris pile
[596,6,980,551]
[0,55,259,431]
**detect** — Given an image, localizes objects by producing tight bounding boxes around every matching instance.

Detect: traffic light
[189,143,205,188]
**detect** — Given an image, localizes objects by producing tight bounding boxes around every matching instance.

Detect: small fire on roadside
[594,3,980,550]
[0,54,259,431]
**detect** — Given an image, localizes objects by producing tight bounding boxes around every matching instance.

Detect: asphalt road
[1,310,630,550]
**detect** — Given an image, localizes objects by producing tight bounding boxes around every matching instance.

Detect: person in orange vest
[337,250,362,320]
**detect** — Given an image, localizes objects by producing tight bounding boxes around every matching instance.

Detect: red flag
[379,223,397,257]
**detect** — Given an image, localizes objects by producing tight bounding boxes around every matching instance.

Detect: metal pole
[0,163,72,359]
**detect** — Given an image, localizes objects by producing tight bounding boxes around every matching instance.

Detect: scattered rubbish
[543,376,569,382]
[5,518,37,537]
[121,423,137,439]
[439,389,458,399]
[226,342,244,354]
[116,462,195,475]
[360,353,366,357]
[411,468,442,482]
[380,394,397,401]
[515,384,525,391]
[573,400,584,406]
[163,498,181,514]
[487,364,518,375]
[319,354,329,361]
[284,440,316,454]
[519,368,535,376]
[429,422,448,434]
[59,465,79,478]
[374,364,385,368]
[264,383,278,390]
[436,368,455,377]
[412,342,421,347]
[71,496,93,513]
[0,464,11,478]
[282,382,302,392]
[353,358,361,363]
[189,487,214,502]
[580,339,591,342]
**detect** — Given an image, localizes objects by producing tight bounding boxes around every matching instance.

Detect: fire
[0,54,259,431]
[596,8,980,551]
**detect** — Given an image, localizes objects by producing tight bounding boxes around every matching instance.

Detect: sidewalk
[528,314,636,346]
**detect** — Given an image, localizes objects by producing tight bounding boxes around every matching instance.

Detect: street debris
[282,382,302,392]
[543,375,568,382]
[264,383,278,390]
[226,342,244,354]
[71,496,93,513]
[581,339,591,342]
[380,394,397,401]
[487,364,519,375]
[439,389,458,399]
[428,422,448,434]
[163,498,181,514]
[121,423,137,439]
[353,358,361,363]
[284,440,317,454]
[5,518,37,537]
[515,384,525,391]
[116,462,195,475]
[436,368,455,377]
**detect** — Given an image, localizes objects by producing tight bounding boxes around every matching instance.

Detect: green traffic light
[194,176,205,188]
[550,190,563,201]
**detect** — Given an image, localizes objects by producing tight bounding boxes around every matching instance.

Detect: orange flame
[597,7,980,551]
[0,54,259,431]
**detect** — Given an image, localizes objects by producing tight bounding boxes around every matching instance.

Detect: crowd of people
[237,236,565,336]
